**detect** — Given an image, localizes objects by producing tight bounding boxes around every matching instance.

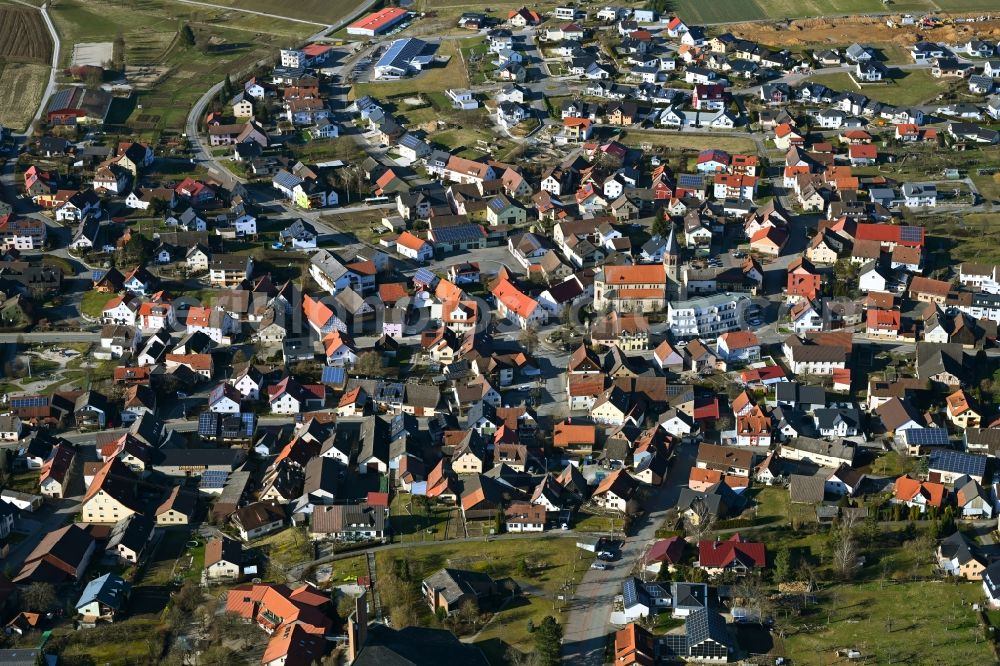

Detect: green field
[618,129,758,155]
[671,0,993,24]
[808,69,954,106]
[783,580,990,665]
[376,537,587,662]
[185,0,358,25]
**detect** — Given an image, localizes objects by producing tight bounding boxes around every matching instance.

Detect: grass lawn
[52,617,166,664]
[389,494,457,542]
[326,555,368,585]
[808,69,953,106]
[618,129,757,154]
[572,509,627,537]
[866,450,921,478]
[431,126,506,155]
[746,485,813,526]
[925,213,1000,266]
[185,0,360,25]
[8,471,38,494]
[141,528,198,586]
[782,580,990,664]
[80,290,111,318]
[377,537,587,662]
[256,526,313,576]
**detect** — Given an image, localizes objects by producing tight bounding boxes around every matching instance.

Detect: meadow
[0,62,49,131]
[183,0,359,25]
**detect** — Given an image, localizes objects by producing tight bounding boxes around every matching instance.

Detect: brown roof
[233,501,286,531]
[553,422,596,447]
[909,276,952,298]
[696,443,754,471]
[205,537,242,567]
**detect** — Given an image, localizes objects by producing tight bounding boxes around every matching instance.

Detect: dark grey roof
[676,482,742,519]
[354,625,490,666]
[789,474,826,504]
[303,456,340,496]
[939,530,980,565]
[814,407,860,431]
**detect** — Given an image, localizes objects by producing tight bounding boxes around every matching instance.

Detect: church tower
[664,222,681,299]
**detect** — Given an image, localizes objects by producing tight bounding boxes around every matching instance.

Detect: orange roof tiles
[602,264,666,285]
[396,230,428,252]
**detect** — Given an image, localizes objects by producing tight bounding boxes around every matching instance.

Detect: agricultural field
[0,3,52,63]
[0,3,52,132]
[0,62,48,131]
[672,0,995,24]
[48,0,316,134]
[185,0,357,25]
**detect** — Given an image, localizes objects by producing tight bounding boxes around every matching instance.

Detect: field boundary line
[173,0,330,27]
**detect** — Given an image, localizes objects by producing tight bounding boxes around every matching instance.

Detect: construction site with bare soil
[732,13,1000,50]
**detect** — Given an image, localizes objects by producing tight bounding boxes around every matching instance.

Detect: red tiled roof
[698,534,766,568]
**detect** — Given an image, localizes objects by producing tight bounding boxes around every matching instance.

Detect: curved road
[10,0,60,136]
[183,0,380,186]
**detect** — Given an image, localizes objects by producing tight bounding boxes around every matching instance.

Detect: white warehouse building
[374,38,435,80]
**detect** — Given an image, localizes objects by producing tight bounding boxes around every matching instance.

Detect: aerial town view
[6,0,1000,664]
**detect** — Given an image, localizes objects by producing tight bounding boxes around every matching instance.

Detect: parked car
[590,562,610,570]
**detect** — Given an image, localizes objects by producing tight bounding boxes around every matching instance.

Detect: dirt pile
[731,15,1000,49]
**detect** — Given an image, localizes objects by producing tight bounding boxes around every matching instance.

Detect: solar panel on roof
[687,609,709,644]
[433,225,484,244]
[929,448,986,475]
[662,634,688,655]
[413,268,437,285]
[899,226,922,241]
[242,413,256,435]
[198,413,218,436]
[11,396,47,408]
[622,579,638,607]
[322,366,346,384]
[902,428,948,446]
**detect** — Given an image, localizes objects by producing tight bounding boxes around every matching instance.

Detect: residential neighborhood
[5,1,1000,665]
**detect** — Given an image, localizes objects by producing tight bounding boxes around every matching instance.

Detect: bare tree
[684,498,715,542]
[506,646,541,666]
[832,512,860,581]
[520,325,539,354]
[732,573,769,622]
[458,599,481,628]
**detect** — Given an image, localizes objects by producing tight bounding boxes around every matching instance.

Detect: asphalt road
[561,440,697,663]
[0,332,100,343]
